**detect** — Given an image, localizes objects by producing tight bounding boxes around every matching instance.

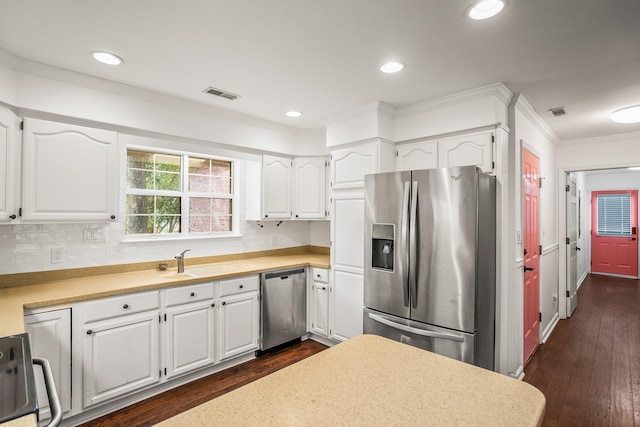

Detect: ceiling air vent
[203,87,240,100]
[548,107,567,117]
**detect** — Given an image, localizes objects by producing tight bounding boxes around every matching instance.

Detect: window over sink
[125,148,236,238]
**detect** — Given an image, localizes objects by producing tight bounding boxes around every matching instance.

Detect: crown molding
[559,130,640,146]
[323,101,396,125]
[395,82,513,118]
[511,93,560,146]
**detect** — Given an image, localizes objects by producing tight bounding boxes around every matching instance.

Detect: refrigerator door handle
[368,313,464,342]
[401,180,411,307]
[409,180,418,309]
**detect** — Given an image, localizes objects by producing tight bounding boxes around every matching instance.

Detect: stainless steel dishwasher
[260,268,307,352]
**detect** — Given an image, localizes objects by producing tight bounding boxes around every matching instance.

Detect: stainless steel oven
[0,333,62,426]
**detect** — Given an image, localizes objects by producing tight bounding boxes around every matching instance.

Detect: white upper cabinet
[0,108,18,222]
[293,157,327,219]
[262,154,329,220]
[396,140,438,171]
[331,140,395,190]
[22,118,118,222]
[437,130,494,173]
[262,155,292,219]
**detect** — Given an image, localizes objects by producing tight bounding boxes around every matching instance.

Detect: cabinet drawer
[83,290,160,323]
[219,275,259,297]
[165,282,214,307]
[312,268,329,283]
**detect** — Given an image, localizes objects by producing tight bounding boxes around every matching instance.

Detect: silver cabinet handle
[368,313,464,342]
[32,357,62,427]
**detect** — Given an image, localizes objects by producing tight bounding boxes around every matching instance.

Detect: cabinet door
[262,155,292,219]
[218,291,259,360]
[396,140,438,171]
[24,309,72,421]
[0,108,18,223]
[310,283,329,337]
[331,145,377,190]
[22,118,118,222]
[293,157,326,219]
[437,130,494,173]
[82,311,160,407]
[165,302,215,379]
[330,270,364,342]
[332,193,365,271]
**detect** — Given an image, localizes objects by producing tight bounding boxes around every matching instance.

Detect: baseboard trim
[541,312,560,344]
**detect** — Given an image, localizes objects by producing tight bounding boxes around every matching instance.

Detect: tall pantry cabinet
[329,140,395,341]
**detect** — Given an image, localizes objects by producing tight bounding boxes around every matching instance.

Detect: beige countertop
[0,251,329,338]
[157,334,546,427]
[0,249,329,427]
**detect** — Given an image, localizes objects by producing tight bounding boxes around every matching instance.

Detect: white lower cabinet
[330,270,364,342]
[82,309,161,407]
[218,276,259,360]
[68,275,259,415]
[24,309,72,422]
[309,268,329,337]
[164,282,216,379]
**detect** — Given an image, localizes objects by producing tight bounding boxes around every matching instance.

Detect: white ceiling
[0,0,639,142]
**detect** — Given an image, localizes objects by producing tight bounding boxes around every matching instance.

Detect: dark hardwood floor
[79,339,328,427]
[524,274,640,426]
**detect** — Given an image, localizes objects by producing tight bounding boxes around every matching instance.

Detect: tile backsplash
[0,220,330,275]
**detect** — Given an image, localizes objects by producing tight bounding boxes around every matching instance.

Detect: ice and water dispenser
[371,224,394,271]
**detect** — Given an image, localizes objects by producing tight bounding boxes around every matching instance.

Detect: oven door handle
[32,357,62,427]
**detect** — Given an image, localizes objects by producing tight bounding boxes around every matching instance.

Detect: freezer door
[364,171,411,319]
[411,167,479,333]
[364,308,475,365]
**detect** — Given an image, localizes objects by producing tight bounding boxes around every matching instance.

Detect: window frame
[124,145,239,240]
[596,192,632,237]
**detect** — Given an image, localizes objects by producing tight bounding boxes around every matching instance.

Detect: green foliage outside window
[125,150,233,236]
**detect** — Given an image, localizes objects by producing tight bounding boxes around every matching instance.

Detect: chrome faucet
[175,249,191,273]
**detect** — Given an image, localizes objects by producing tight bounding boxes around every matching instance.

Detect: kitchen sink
[156,264,244,280]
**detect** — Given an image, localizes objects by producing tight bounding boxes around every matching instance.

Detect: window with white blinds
[597,193,631,236]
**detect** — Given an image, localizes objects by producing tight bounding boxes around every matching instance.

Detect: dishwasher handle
[263,268,306,280]
[32,357,62,427]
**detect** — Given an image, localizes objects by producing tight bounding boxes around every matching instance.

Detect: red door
[591,190,638,277]
[523,149,540,364]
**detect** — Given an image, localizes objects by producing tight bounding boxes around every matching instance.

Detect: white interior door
[566,173,578,316]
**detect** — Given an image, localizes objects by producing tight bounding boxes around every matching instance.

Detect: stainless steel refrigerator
[363,166,496,370]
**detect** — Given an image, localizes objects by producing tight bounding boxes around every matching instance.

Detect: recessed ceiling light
[468,0,505,20]
[611,105,640,123]
[91,51,124,66]
[380,62,404,73]
[286,111,302,118]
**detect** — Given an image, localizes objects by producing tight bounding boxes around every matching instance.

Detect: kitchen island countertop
[157,334,545,426]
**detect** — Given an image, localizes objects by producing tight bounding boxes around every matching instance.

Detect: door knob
[524,266,535,272]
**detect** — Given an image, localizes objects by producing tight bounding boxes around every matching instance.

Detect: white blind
[597,194,631,236]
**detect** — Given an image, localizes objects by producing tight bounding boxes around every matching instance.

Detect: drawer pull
[190,292,196,297]
[222,301,226,305]
[211,303,215,307]
[123,304,129,309]
[87,330,93,335]
[239,284,244,289]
